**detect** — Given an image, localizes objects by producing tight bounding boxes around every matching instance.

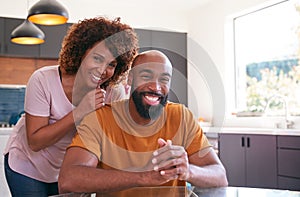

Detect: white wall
[0,0,272,125]
[187,0,272,126]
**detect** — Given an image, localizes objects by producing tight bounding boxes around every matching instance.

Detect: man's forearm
[187,164,228,188]
[59,166,142,194]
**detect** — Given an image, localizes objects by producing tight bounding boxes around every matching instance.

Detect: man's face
[130,62,172,120]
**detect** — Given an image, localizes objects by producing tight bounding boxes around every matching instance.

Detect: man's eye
[141,75,151,80]
[160,77,170,84]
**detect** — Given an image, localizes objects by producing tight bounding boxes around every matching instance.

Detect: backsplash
[0,85,26,126]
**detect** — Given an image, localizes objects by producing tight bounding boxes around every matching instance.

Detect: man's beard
[132,90,168,120]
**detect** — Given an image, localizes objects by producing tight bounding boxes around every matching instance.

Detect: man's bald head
[132,50,172,69]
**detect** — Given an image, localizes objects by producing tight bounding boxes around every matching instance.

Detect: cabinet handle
[247,137,250,147]
[241,137,245,147]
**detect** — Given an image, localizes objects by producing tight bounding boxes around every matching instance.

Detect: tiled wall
[0,86,25,125]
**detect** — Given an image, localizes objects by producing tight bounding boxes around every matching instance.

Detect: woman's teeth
[92,74,101,81]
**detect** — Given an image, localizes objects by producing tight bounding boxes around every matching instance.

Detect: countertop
[1,125,300,136]
[202,126,300,137]
[49,186,300,197]
[0,127,13,135]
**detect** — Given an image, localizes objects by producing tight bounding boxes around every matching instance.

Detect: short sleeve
[69,133,87,149]
[24,70,50,117]
[182,106,211,155]
[75,111,103,161]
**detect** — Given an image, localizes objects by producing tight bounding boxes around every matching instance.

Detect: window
[234,0,300,116]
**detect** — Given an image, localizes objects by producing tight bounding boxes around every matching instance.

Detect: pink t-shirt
[4,65,76,183]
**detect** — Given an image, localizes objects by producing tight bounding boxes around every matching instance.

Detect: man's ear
[127,71,133,85]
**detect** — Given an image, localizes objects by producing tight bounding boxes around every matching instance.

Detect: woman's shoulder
[34,65,59,74]
[30,65,59,80]
[26,65,60,91]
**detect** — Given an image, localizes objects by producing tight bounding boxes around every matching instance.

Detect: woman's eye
[94,56,103,63]
[108,62,117,68]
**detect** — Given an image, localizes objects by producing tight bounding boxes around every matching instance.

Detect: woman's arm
[26,88,106,152]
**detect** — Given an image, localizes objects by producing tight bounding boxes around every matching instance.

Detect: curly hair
[58,17,139,88]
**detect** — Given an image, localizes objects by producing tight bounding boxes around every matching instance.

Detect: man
[58,50,228,195]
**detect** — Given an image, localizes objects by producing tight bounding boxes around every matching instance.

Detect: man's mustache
[140,91,164,98]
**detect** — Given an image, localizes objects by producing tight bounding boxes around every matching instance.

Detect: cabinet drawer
[278,176,300,191]
[278,149,300,178]
[278,136,300,149]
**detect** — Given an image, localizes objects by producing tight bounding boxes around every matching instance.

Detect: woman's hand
[73,88,106,123]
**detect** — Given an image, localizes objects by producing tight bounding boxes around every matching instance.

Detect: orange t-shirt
[70,100,210,190]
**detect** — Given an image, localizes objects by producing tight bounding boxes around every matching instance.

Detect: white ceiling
[59,0,212,11]
[56,0,212,31]
[1,0,213,32]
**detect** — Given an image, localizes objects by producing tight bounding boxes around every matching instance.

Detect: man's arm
[58,146,178,194]
[187,148,228,187]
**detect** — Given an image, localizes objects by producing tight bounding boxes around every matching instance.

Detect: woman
[4,17,138,197]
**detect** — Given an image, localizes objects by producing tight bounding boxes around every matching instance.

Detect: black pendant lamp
[10,19,45,45]
[27,0,69,25]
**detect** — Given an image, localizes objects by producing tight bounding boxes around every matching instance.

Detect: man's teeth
[145,95,159,101]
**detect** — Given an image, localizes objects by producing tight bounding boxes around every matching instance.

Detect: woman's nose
[98,65,107,76]
[101,69,107,78]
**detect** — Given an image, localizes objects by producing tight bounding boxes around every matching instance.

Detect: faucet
[264,94,294,129]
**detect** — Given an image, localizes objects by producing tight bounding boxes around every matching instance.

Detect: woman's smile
[90,72,104,84]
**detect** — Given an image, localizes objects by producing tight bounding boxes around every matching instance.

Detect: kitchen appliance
[0,84,26,127]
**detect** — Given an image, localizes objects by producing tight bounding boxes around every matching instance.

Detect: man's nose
[148,81,162,91]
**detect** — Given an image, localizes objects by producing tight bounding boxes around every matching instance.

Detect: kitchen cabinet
[219,133,277,189]
[0,17,70,58]
[0,18,4,54]
[277,135,300,191]
[2,17,39,57]
[135,29,187,106]
[38,23,70,58]
[0,86,25,125]
[135,29,152,52]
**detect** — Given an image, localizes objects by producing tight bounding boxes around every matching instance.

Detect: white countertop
[0,128,13,135]
[1,125,300,136]
[202,126,300,136]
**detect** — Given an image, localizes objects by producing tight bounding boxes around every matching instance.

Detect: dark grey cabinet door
[219,134,246,186]
[151,30,187,106]
[3,18,39,57]
[151,30,187,58]
[135,29,152,52]
[245,135,277,188]
[277,135,300,190]
[0,18,4,54]
[219,134,277,188]
[38,23,69,58]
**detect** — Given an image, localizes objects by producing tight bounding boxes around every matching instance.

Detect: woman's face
[77,41,117,89]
